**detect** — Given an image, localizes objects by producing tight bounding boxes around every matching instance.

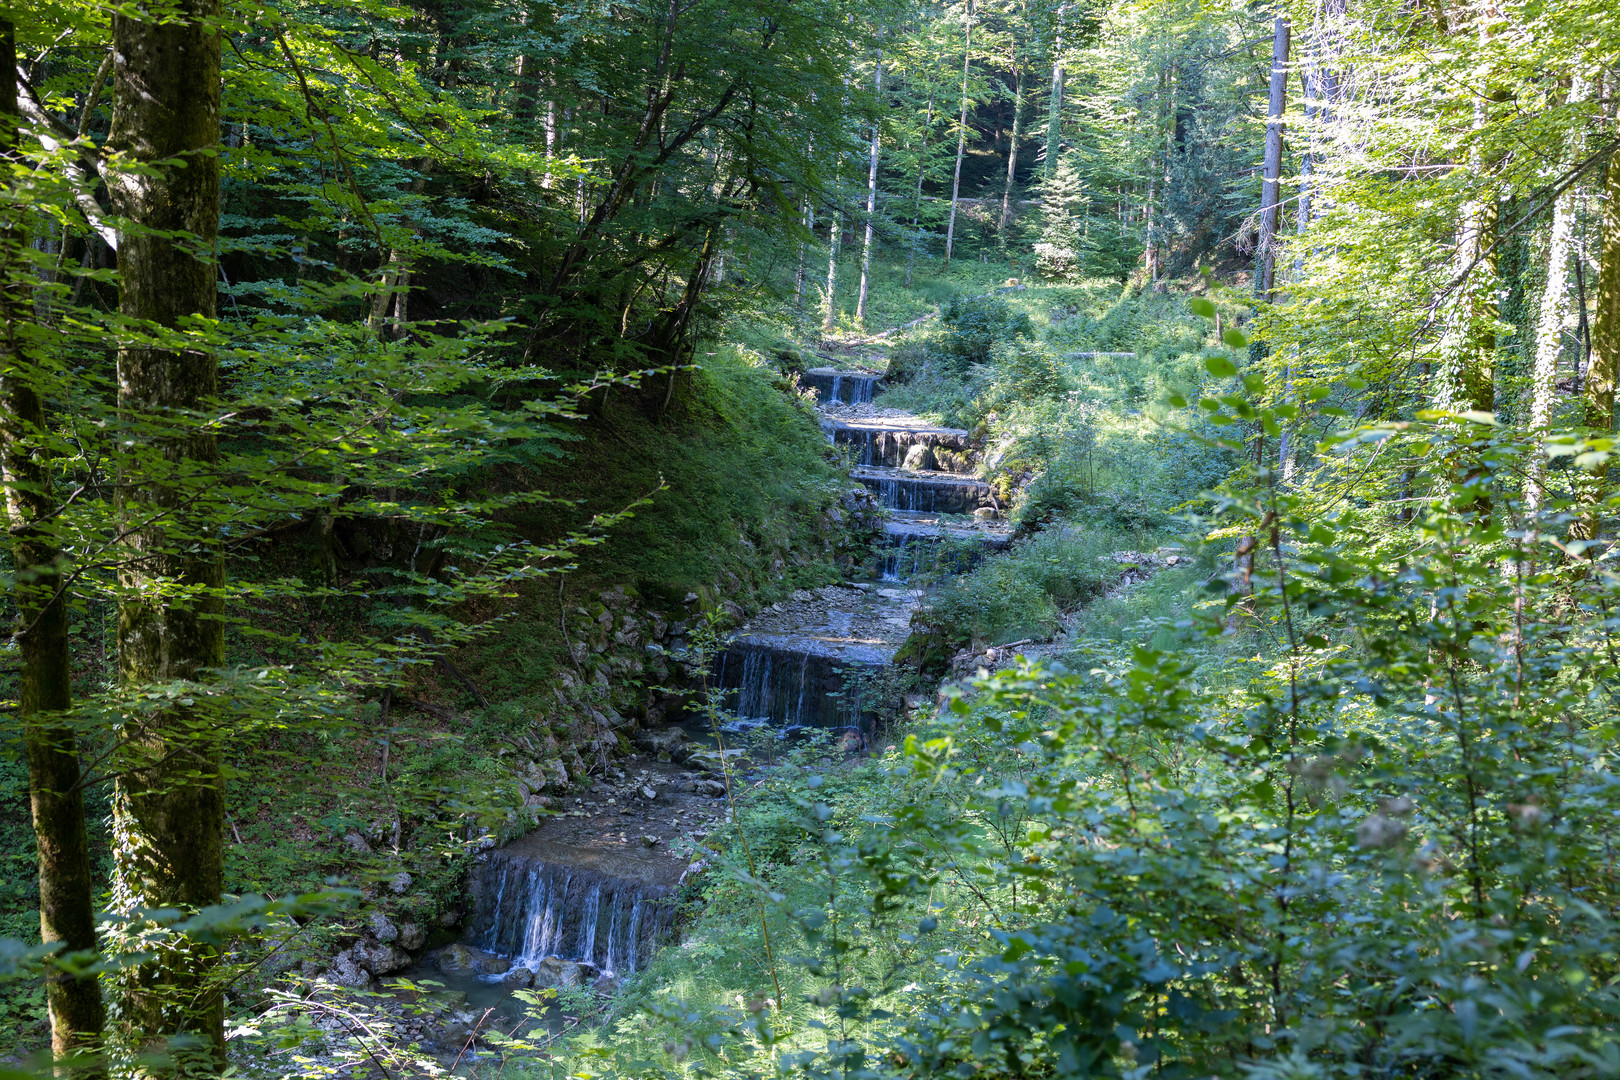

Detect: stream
[410,347,1011,1046]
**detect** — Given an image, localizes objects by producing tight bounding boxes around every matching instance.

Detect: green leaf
[1188,297,1215,319]
[1222,328,1249,349]
[1204,355,1237,378]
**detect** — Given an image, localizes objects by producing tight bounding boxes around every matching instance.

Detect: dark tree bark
[1,21,106,1073]
[105,1,228,1073]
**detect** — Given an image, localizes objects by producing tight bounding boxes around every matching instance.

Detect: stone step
[851,466,993,515]
[824,418,977,473]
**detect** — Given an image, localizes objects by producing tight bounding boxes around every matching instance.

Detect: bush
[935,293,1034,376]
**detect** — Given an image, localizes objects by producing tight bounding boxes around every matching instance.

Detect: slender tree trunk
[1144,171,1158,281]
[1000,60,1025,235]
[906,84,935,287]
[1043,3,1067,178]
[1,22,106,1073]
[796,190,815,313]
[945,0,975,265]
[1572,153,1620,547]
[1258,15,1290,301]
[823,202,844,334]
[1434,17,1497,420]
[856,55,884,324]
[1526,77,1586,513]
[105,1,228,1073]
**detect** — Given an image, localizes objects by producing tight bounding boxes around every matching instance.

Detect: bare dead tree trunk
[0,21,106,1074]
[106,0,228,1072]
[945,0,975,265]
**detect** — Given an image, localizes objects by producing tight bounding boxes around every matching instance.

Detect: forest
[0,0,1617,1076]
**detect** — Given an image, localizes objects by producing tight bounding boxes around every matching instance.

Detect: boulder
[342,831,371,854]
[501,965,536,989]
[592,972,620,995]
[351,936,411,975]
[367,911,399,943]
[397,922,426,951]
[533,956,582,989]
[902,443,937,471]
[476,954,511,976]
[435,943,477,975]
[633,727,689,759]
[324,948,372,989]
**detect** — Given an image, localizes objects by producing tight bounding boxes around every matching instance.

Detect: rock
[476,954,511,975]
[683,592,699,603]
[534,956,582,989]
[902,443,937,471]
[367,911,399,943]
[436,943,477,975]
[325,948,372,989]
[398,922,426,951]
[973,507,1000,520]
[639,785,658,801]
[389,872,413,895]
[352,937,412,975]
[544,758,570,793]
[642,835,661,847]
[592,972,620,995]
[342,831,371,854]
[501,966,536,989]
[697,779,727,798]
[633,726,689,760]
[439,909,460,928]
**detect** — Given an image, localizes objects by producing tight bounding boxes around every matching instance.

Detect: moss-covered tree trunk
[104,2,227,1073]
[1572,154,1620,548]
[0,21,106,1073]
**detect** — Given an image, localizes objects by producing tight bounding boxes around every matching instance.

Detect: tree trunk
[105,1,228,1073]
[945,0,975,265]
[1043,3,1066,178]
[796,188,815,312]
[856,55,884,325]
[823,203,844,334]
[1000,60,1025,235]
[906,84,935,287]
[1434,16,1497,421]
[1572,153,1620,547]
[1526,77,1586,513]
[1144,171,1158,282]
[1,22,106,1073]
[1258,15,1290,301]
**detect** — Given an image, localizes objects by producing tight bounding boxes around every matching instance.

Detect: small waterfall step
[456,760,728,985]
[716,583,919,729]
[824,418,978,473]
[468,837,677,980]
[852,465,993,515]
[800,368,880,405]
[878,515,1012,581]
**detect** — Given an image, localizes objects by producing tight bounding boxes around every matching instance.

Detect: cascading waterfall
[855,470,990,514]
[801,369,879,405]
[468,849,674,976]
[715,637,885,730]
